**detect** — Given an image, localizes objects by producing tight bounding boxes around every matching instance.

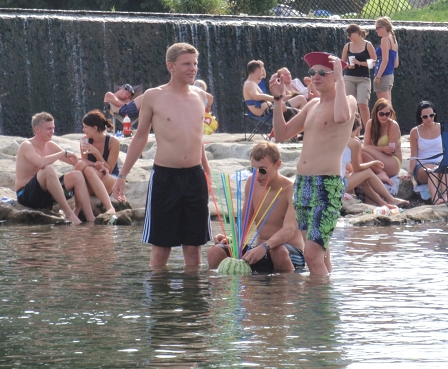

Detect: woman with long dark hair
[409,101,446,204]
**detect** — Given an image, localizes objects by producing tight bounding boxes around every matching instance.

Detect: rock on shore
[1,133,447,226]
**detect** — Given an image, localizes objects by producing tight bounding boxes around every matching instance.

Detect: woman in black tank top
[341,23,377,131]
[75,109,120,214]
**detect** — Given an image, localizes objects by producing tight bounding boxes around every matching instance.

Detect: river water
[1,221,447,368]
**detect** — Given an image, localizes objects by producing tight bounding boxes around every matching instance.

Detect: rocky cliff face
[0,9,447,136]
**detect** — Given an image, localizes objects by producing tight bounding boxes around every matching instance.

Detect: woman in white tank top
[409,101,445,205]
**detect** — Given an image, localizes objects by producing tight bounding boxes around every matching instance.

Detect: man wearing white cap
[270,52,357,276]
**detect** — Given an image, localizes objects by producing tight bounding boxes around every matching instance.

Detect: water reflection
[143,269,211,367]
[0,223,447,368]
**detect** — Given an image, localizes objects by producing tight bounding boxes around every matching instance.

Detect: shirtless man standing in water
[113,43,212,267]
[270,52,357,276]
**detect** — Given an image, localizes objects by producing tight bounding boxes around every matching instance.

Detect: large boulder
[1,132,447,226]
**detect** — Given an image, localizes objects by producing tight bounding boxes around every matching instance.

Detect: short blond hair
[194,79,207,91]
[31,112,54,131]
[250,142,280,163]
[166,42,199,63]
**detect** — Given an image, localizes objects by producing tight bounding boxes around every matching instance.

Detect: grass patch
[392,0,448,22]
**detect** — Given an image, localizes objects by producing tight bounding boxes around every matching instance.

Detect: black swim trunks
[142,164,211,247]
[16,174,74,209]
[216,243,305,273]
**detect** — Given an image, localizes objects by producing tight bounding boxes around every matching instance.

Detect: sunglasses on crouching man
[248,163,275,175]
[308,68,334,77]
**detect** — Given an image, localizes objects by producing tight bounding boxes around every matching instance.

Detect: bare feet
[66,213,82,225]
[377,171,393,186]
[433,198,447,205]
[389,198,410,207]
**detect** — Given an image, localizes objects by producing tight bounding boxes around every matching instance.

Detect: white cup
[80,137,89,154]
[367,59,374,69]
[389,142,396,154]
[348,56,355,66]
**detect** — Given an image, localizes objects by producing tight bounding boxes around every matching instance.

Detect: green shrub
[163,0,227,14]
[227,0,278,16]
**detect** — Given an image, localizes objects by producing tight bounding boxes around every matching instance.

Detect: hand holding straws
[207,169,282,259]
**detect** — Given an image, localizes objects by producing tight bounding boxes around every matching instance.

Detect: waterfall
[0,10,446,135]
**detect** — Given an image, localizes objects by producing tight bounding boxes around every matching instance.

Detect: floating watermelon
[217,257,252,275]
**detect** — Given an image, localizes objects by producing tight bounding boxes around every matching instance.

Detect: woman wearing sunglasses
[341,23,376,129]
[343,114,408,208]
[408,101,445,204]
[374,17,399,105]
[362,98,402,186]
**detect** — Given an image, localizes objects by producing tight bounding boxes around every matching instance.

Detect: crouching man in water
[113,42,212,267]
[15,112,96,225]
[208,142,305,273]
[270,52,357,275]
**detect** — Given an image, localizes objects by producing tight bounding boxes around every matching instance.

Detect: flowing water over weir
[0,222,448,368]
[1,9,448,136]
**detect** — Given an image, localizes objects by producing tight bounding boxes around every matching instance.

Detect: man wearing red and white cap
[270,52,357,276]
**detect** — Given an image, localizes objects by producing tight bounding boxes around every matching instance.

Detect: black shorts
[16,174,74,209]
[217,243,305,273]
[142,164,211,247]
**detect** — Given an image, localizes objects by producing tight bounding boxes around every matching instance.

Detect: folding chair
[411,121,448,206]
[103,104,139,135]
[243,100,273,141]
[104,83,143,134]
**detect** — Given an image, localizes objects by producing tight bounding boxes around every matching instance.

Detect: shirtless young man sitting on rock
[15,112,96,225]
[208,142,305,273]
[113,42,212,267]
[104,84,142,118]
[270,52,357,276]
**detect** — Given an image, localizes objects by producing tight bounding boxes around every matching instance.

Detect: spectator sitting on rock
[15,112,96,225]
[342,114,409,208]
[362,98,403,187]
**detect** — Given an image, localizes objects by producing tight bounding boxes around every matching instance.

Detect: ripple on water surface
[0,223,447,368]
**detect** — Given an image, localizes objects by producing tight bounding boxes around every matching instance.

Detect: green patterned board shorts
[293,174,344,251]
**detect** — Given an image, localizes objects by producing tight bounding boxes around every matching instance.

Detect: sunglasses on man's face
[248,163,274,175]
[378,111,391,117]
[421,113,436,119]
[308,68,334,77]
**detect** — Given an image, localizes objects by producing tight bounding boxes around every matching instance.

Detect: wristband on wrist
[260,242,270,253]
[273,95,283,101]
[118,174,127,180]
